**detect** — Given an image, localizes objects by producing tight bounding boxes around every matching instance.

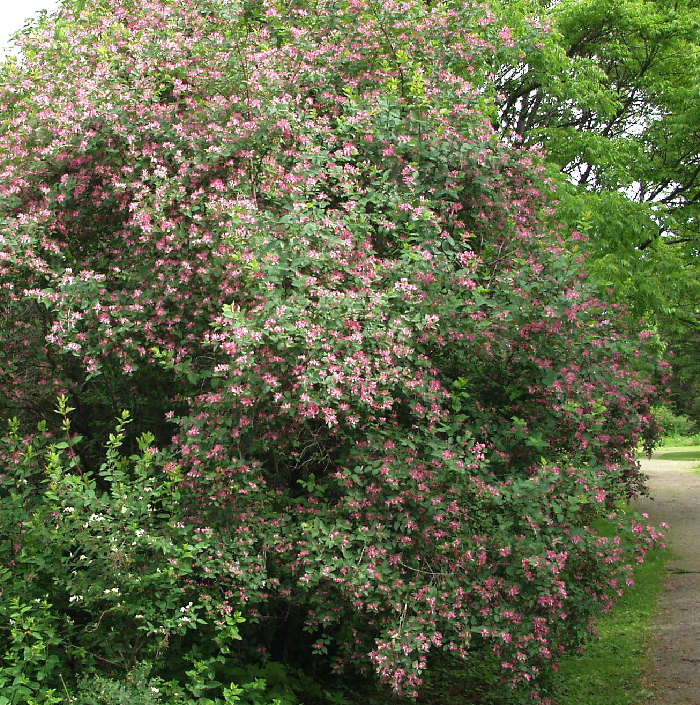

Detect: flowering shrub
[0,0,666,701]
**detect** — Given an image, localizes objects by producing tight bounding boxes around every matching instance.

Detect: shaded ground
[634,453,700,705]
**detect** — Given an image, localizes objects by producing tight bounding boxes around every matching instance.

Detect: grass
[658,447,700,460]
[656,435,700,462]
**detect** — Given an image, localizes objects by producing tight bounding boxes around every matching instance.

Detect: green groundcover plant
[0,403,305,705]
[0,0,666,702]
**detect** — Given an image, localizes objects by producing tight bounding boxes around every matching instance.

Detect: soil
[634,453,700,705]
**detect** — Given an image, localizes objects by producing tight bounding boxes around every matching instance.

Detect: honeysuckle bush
[0,0,667,702]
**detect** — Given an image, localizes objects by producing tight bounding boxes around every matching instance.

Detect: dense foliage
[488,0,700,420]
[0,0,666,702]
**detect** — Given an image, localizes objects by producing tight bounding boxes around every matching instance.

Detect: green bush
[651,405,697,439]
[0,0,666,702]
[0,402,290,705]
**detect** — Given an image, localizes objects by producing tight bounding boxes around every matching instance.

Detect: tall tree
[484,0,700,417]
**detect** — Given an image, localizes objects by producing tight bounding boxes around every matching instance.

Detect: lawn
[658,447,700,461]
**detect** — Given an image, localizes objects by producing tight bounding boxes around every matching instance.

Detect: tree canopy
[488,0,700,418]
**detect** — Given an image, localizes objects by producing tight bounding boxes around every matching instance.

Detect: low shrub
[0,402,293,705]
[651,405,696,439]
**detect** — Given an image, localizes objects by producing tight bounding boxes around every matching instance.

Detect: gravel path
[634,453,700,705]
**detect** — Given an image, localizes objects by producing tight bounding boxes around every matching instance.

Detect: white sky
[0,0,62,55]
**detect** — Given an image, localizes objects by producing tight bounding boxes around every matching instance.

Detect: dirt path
[634,453,700,704]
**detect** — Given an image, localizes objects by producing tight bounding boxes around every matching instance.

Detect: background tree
[488,0,700,420]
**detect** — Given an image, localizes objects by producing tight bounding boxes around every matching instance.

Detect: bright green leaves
[0,597,63,705]
[490,0,700,331]
[0,408,291,704]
